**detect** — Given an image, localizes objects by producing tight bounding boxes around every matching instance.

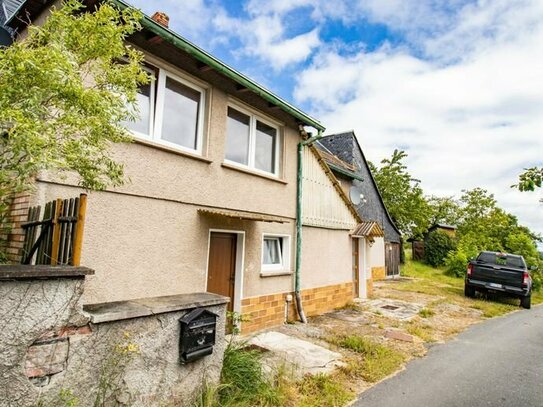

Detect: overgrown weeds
[329,335,405,383]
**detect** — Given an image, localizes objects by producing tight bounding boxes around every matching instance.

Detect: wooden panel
[207,232,237,312]
[302,146,358,229]
[385,242,400,277]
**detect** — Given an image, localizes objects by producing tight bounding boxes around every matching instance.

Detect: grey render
[318,131,401,244]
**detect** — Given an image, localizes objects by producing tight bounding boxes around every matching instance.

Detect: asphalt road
[355,305,543,407]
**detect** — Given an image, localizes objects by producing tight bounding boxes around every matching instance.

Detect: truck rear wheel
[464,283,476,298]
[520,294,531,309]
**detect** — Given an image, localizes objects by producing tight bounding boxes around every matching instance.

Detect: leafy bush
[531,270,542,292]
[445,250,469,277]
[424,230,456,267]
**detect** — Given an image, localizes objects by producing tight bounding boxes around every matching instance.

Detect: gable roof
[319,131,402,237]
[5,0,325,133]
[306,143,362,224]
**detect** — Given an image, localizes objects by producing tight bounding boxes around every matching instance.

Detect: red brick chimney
[151,12,169,28]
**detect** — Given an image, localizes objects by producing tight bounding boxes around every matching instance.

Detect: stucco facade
[4,1,367,333]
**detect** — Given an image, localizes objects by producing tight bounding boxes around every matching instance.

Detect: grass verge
[194,341,354,407]
[328,335,405,383]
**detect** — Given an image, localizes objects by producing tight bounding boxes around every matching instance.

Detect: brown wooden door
[352,238,360,297]
[385,242,400,277]
[207,232,237,312]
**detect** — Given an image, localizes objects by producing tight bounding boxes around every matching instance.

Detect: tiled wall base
[241,282,353,334]
[371,266,386,281]
[366,278,373,298]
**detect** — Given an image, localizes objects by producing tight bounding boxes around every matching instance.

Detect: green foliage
[0,0,148,218]
[297,374,353,407]
[219,342,286,406]
[330,335,405,382]
[427,196,460,227]
[514,167,543,192]
[424,230,456,267]
[370,149,431,238]
[418,308,434,318]
[444,249,470,277]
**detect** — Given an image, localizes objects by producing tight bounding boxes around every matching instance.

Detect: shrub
[424,230,456,267]
[445,250,469,277]
[531,270,542,292]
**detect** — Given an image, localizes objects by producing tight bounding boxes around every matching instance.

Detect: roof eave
[111,0,325,132]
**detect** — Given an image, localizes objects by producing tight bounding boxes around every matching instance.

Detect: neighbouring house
[411,224,457,261]
[316,131,402,286]
[2,0,365,334]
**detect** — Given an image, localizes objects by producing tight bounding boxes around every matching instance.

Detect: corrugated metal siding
[2,0,24,22]
[302,146,358,229]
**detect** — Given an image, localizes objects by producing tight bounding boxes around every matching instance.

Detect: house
[2,0,365,333]
[316,131,402,285]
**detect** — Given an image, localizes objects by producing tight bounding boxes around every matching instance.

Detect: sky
[130,0,543,241]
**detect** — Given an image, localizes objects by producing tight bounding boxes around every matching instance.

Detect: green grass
[418,308,435,318]
[214,342,289,407]
[297,374,354,407]
[406,323,435,342]
[329,335,405,383]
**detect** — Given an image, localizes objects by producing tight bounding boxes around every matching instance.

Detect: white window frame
[128,62,207,155]
[261,233,291,272]
[225,103,281,177]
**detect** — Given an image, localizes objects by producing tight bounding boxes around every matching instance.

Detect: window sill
[134,138,213,164]
[221,163,288,184]
[260,270,293,278]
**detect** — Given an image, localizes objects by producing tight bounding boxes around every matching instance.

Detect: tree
[370,149,431,238]
[0,0,148,222]
[427,196,460,227]
[515,167,542,192]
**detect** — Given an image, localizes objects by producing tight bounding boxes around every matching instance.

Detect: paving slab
[326,309,369,323]
[248,331,343,375]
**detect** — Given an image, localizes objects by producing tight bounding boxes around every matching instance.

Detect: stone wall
[0,266,228,407]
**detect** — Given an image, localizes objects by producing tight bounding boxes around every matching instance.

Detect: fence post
[72,194,87,266]
[50,199,63,266]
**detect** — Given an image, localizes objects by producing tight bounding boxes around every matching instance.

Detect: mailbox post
[179,308,217,363]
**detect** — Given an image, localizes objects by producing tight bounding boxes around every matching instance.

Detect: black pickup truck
[465,251,532,309]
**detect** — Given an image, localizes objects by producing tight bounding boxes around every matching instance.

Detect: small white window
[226,106,280,176]
[262,235,290,272]
[126,63,206,154]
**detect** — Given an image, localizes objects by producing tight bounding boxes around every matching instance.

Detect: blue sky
[129,0,543,239]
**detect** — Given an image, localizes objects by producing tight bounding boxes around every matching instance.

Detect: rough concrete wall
[301,226,352,289]
[369,237,385,268]
[0,276,227,407]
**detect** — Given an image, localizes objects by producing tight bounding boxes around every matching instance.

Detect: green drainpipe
[295,130,323,323]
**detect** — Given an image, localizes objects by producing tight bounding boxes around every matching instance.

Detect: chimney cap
[151,11,169,28]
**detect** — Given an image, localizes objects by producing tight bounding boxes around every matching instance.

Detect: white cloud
[294,0,543,236]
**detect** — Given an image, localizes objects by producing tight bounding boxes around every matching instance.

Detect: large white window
[262,234,290,272]
[225,106,280,175]
[126,63,206,153]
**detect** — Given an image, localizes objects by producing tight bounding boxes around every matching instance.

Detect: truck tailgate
[472,263,524,287]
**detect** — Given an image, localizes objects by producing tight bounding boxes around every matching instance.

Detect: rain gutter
[110,0,325,132]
